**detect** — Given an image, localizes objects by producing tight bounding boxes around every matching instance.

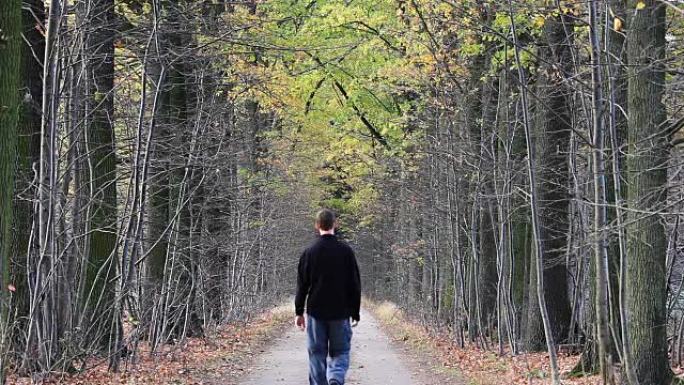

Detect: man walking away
[295,209,361,385]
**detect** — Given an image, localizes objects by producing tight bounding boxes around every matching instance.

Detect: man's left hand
[295,315,306,331]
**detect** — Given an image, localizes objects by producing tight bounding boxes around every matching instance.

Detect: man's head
[315,209,336,233]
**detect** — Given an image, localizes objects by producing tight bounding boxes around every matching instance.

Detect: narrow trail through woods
[237,310,447,385]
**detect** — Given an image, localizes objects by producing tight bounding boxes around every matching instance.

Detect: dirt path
[237,310,437,385]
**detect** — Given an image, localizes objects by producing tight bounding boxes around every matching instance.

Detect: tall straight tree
[587,0,611,380]
[147,0,196,345]
[606,0,628,361]
[478,73,499,335]
[13,0,45,324]
[625,1,672,384]
[82,0,119,352]
[0,0,22,382]
[476,1,499,333]
[508,1,561,381]
[525,12,573,350]
[466,1,495,341]
[606,1,639,382]
[465,49,485,341]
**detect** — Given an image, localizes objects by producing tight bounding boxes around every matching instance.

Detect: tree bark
[625,1,672,384]
[13,0,44,326]
[82,0,119,354]
[0,0,22,380]
[508,2,561,382]
[525,13,573,349]
[605,0,628,370]
[478,75,499,336]
[465,49,485,342]
[587,1,612,380]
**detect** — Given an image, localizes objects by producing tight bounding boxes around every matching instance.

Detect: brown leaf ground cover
[8,304,292,385]
[368,301,600,385]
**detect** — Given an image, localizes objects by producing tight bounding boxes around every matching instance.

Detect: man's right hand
[295,315,306,331]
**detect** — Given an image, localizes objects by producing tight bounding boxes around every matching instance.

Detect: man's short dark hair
[316,209,336,231]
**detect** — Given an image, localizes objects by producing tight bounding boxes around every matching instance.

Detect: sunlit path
[239,310,420,385]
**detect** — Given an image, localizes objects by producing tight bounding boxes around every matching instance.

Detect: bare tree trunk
[81,0,119,355]
[508,1,561,382]
[478,75,499,338]
[588,1,613,381]
[525,13,573,350]
[625,1,672,384]
[0,0,22,381]
[32,0,64,370]
[605,1,639,383]
[13,0,44,329]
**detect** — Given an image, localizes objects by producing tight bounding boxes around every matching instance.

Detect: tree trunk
[478,76,499,336]
[508,81,531,348]
[148,1,202,343]
[605,2,640,383]
[605,0,628,370]
[508,2,561,382]
[625,1,672,384]
[465,44,485,343]
[13,0,44,325]
[0,0,22,381]
[587,1,612,380]
[526,14,573,349]
[82,0,119,354]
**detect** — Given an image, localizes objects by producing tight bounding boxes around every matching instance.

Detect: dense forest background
[1,0,683,384]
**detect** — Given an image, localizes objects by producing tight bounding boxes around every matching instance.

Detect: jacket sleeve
[349,249,361,321]
[295,250,309,316]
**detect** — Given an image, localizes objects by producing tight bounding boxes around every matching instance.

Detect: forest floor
[11,304,461,385]
[12,301,653,385]
[8,304,293,385]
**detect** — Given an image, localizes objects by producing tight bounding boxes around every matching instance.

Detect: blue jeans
[307,315,353,385]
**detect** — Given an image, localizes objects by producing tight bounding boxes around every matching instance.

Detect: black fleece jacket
[295,234,361,321]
